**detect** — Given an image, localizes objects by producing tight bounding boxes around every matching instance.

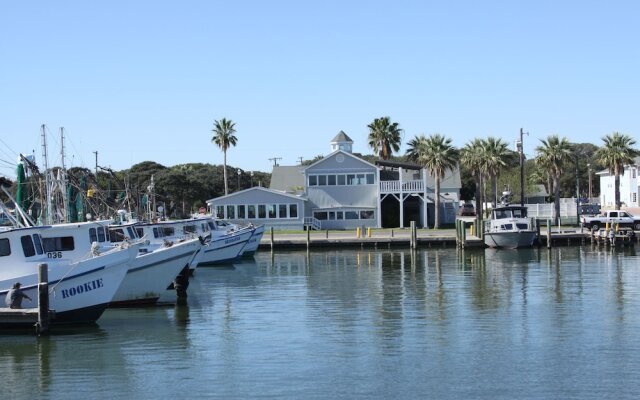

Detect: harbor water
[2,246,640,399]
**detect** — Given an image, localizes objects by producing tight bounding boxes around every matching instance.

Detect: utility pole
[518,128,528,207]
[576,155,580,225]
[298,157,304,165]
[587,163,592,201]
[93,151,98,181]
[269,157,282,167]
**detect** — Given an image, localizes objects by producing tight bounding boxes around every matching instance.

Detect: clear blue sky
[1,1,638,179]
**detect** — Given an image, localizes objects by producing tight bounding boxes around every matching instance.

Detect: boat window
[33,234,43,255]
[512,209,526,218]
[162,227,175,237]
[127,227,137,239]
[89,228,98,243]
[516,223,529,230]
[97,227,106,242]
[0,238,10,257]
[501,224,513,230]
[135,228,144,238]
[110,229,126,243]
[21,235,36,258]
[42,236,75,252]
[153,227,161,238]
[184,225,197,234]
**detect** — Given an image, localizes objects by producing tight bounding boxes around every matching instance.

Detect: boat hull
[484,230,537,249]
[110,238,201,306]
[240,225,264,257]
[198,229,253,265]
[0,246,134,324]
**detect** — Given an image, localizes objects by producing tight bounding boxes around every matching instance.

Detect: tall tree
[595,132,639,210]
[481,137,514,207]
[406,133,459,228]
[460,139,486,218]
[367,116,403,160]
[535,135,572,224]
[211,118,238,196]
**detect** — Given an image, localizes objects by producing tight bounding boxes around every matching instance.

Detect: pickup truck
[581,210,640,231]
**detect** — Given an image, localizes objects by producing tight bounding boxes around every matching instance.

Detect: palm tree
[211,118,238,196]
[535,135,572,224]
[481,137,513,207]
[460,139,486,219]
[595,132,639,210]
[367,116,403,160]
[406,133,459,229]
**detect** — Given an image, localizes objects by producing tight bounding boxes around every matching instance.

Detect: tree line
[2,117,637,227]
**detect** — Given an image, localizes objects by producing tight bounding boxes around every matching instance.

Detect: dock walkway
[259,228,597,250]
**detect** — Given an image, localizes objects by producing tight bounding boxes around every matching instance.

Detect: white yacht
[484,193,537,249]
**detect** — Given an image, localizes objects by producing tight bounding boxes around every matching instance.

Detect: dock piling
[36,263,49,335]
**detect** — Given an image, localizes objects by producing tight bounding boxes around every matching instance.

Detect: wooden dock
[0,263,54,334]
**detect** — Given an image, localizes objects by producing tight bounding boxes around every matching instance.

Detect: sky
[1,1,639,179]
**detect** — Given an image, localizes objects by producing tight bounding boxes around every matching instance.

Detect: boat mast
[41,124,53,225]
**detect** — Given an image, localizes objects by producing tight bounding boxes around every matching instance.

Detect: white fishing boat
[215,220,264,257]
[105,221,202,306]
[0,223,139,324]
[484,193,537,249]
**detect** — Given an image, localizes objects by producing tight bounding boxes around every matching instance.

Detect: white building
[598,157,640,208]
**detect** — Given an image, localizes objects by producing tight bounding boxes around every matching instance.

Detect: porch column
[399,170,404,228]
[376,168,382,228]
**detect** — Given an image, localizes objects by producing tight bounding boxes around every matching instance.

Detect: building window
[226,205,235,219]
[318,175,327,185]
[328,175,336,185]
[309,176,317,186]
[366,173,375,184]
[268,204,277,218]
[238,205,246,219]
[360,210,374,220]
[336,211,344,220]
[216,205,224,219]
[345,211,359,219]
[314,211,328,220]
[248,205,256,219]
[258,205,266,218]
[289,204,298,218]
[279,204,287,218]
[337,175,346,185]
[347,174,356,185]
[634,193,637,203]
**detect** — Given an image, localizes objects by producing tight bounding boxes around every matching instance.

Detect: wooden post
[306,228,310,249]
[461,221,466,248]
[325,230,329,239]
[270,227,274,251]
[546,219,552,249]
[536,219,541,247]
[36,263,49,335]
[410,221,416,249]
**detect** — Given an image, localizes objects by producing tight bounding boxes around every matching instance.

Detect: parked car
[459,203,475,216]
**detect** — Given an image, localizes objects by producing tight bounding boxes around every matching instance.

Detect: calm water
[2,246,640,399]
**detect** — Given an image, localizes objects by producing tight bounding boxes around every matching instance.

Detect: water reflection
[3,247,640,399]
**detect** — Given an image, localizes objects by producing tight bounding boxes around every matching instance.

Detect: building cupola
[330,131,354,153]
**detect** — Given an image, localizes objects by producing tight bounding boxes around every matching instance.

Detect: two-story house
[206,132,461,229]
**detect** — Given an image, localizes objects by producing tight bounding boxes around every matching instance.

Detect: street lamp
[237,169,242,191]
[250,171,254,187]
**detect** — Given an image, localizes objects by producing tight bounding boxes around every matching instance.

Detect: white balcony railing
[379,180,425,194]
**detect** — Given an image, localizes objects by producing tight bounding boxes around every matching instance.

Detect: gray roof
[331,131,353,143]
[269,165,306,193]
